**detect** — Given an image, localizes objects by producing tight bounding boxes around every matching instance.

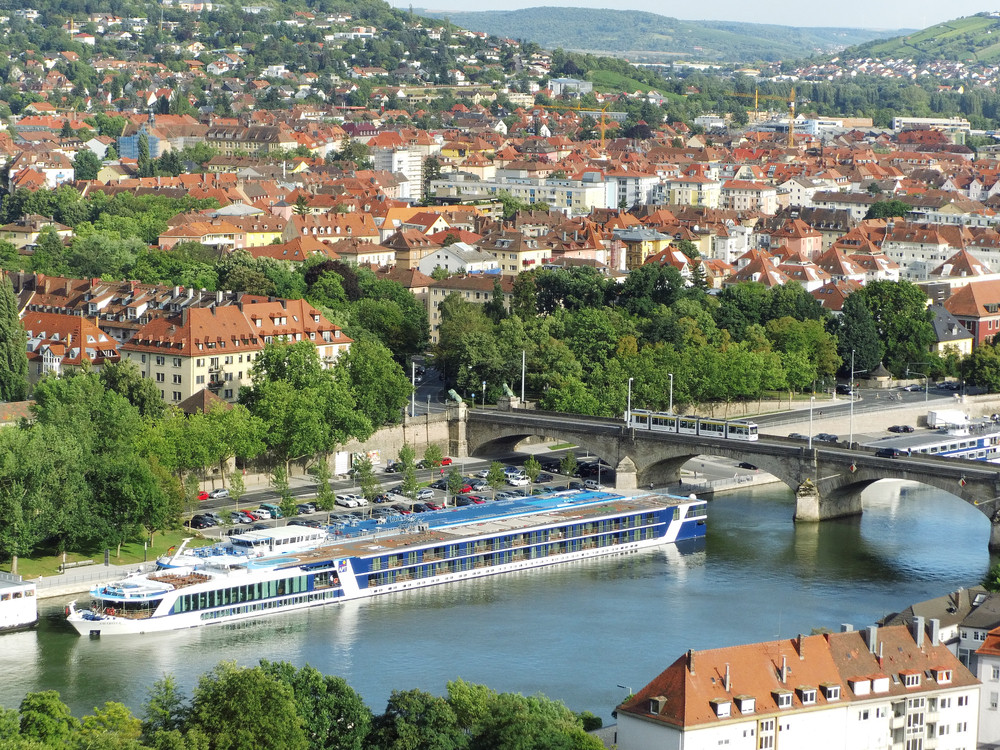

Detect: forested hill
[844,13,1000,64]
[420,7,904,62]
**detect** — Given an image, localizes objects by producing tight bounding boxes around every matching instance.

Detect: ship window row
[367,529,658,585]
[370,515,663,571]
[173,575,309,613]
[199,589,342,620]
[674,504,707,520]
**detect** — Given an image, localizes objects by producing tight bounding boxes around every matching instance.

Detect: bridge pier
[615,456,638,491]
[990,512,1000,553]
[793,480,864,522]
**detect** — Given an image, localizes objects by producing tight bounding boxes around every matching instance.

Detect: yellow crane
[533,102,611,151]
[727,88,798,147]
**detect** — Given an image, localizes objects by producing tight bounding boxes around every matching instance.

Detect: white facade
[428,173,609,216]
[370,145,424,202]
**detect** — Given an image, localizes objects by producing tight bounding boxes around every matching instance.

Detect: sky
[404,1,994,30]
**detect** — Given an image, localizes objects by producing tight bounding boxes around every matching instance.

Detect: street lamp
[411,361,416,417]
[848,350,867,447]
[626,377,633,423]
[907,364,929,404]
[482,380,486,409]
[668,373,674,414]
[808,395,815,450]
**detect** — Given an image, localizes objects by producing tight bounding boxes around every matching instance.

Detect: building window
[225,355,233,364]
[155,373,165,382]
[172,357,181,367]
[196,375,205,384]
[224,389,233,399]
[155,356,165,366]
[140,354,147,364]
[173,374,182,384]
[903,673,920,688]
[774,693,792,709]
[958,695,969,706]
[172,391,181,401]
[990,692,998,710]
[196,358,204,367]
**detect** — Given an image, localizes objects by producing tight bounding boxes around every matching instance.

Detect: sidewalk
[33,560,158,600]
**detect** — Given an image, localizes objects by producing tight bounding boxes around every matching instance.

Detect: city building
[616,622,978,750]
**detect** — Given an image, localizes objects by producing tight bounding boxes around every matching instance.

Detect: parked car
[415,488,434,501]
[373,493,392,504]
[197,491,209,501]
[835,384,854,396]
[203,512,225,526]
[888,425,915,434]
[508,475,529,486]
[494,492,515,501]
[259,502,283,519]
[539,460,561,473]
[296,502,316,515]
[583,478,603,490]
[737,462,758,470]
[466,495,486,504]
[536,472,554,483]
[384,462,399,473]
[430,479,448,490]
[875,447,907,459]
[568,481,585,490]
[288,519,321,528]
[475,469,491,478]
[424,502,443,510]
[440,457,453,466]
[207,488,230,499]
[788,433,807,440]
[250,508,271,521]
[184,515,214,529]
[471,480,489,491]
[336,494,363,508]
[816,433,839,443]
[391,504,412,515]
[455,495,474,506]
[230,511,254,524]
[903,384,923,392]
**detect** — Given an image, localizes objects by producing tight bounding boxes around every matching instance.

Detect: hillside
[420,7,903,62]
[846,13,1000,63]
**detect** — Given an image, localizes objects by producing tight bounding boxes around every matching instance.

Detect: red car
[441,457,453,465]
[197,491,209,501]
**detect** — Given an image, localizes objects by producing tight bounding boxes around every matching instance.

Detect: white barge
[0,572,37,632]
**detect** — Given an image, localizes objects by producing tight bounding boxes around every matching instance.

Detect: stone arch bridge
[454,407,1000,550]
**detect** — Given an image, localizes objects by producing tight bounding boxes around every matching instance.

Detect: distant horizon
[400,2,989,31]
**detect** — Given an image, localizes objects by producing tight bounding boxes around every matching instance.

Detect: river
[0,481,991,722]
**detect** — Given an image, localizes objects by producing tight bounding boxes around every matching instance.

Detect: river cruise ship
[67,490,706,636]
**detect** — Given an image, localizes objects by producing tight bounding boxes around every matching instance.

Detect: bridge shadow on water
[704,481,992,591]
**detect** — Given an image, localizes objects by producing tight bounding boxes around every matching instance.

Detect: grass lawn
[549,443,577,451]
[2,528,216,579]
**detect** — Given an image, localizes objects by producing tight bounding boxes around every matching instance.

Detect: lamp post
[521,349,526,403]
[808,395,815,450]
[411,361,416,417]
[626,377,633,423]
[668,372,674,414]
[482,380,486,409]
[908,363,930,404]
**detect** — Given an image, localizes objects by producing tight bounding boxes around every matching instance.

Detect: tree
[258,661,372,750]
[486,461,506,500]
[293,194,312,216]
[399,444,419,500]
[369,689,466,750]
[423,444,444,473]
[137,132,154,178]
[73,149,101,181]
[313,458,336,514]
[864,199,910,220]
[188,663,307,750]
[355,454,381,510]
[560,452,578,478]
[335,339,411,427]
[99,359,166,419]
[19,691,79,744]
[446,466,465,507]
[523,456,541,491]
[0,274,28,401]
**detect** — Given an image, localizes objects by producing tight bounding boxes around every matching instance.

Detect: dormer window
[903,672,921,688]
[710,699,731,718]
[821,683,840,701]
[735,695,755,714]
[798,688,816,705]
[773,691,792,709]
[934,669,952,685]
[849,678,871,696]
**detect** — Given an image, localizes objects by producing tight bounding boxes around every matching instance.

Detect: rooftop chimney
[797,633,805,660]
[913,616,925,649]
[930,618,941,647]
[724,663,731,692]
[780,655,788,684]
[687,649,695,675]
[867,625,878,654]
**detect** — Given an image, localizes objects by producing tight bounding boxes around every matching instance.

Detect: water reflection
[5,481,993,721]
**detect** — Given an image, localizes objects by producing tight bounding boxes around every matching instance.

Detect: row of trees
[0,336,411,571]
[434,264,945,418]
[4,660,603,750]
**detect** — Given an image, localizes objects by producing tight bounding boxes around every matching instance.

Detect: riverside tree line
[1,660,605,750]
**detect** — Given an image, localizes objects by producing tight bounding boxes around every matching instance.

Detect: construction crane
[533,102,611,151]
[727,88,797,147]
